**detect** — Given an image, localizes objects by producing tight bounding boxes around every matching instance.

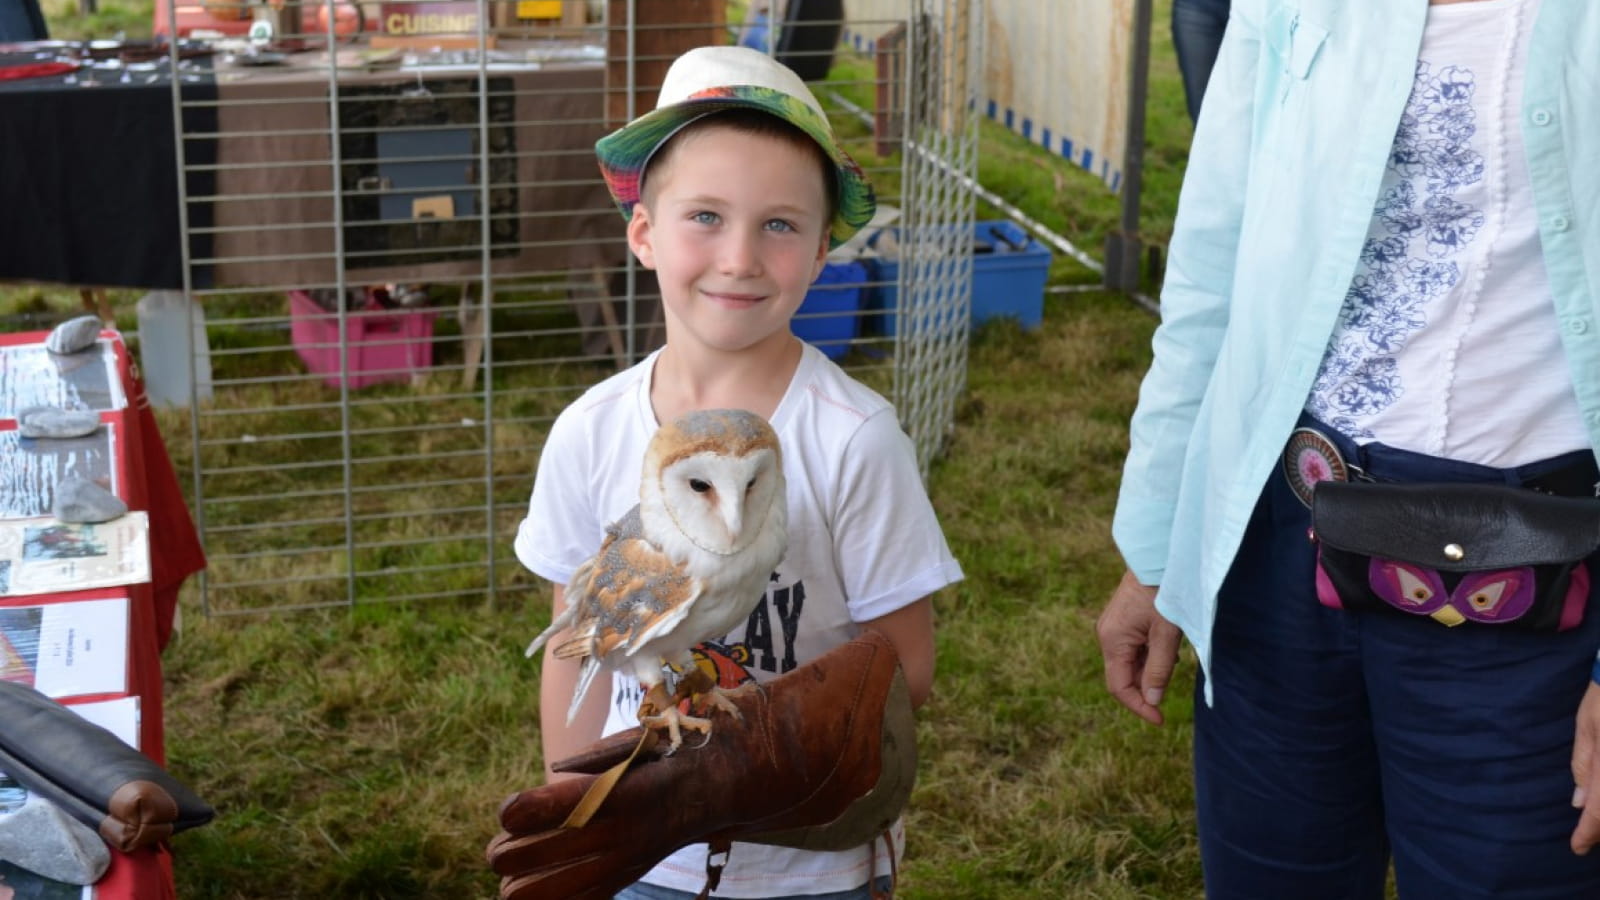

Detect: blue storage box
[793,259,868,359]
[871,220,1051,335]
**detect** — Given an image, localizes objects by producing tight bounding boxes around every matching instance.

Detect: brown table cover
[205,47,621,289]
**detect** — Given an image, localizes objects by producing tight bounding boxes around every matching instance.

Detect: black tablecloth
[0,46,216,289]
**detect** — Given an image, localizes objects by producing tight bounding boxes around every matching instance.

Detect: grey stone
[45,316,105,356]
[16,407,101,440]
[51,477,128,524]
[0,791,110,885]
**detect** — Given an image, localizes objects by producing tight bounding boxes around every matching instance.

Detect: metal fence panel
[158,0,976,615]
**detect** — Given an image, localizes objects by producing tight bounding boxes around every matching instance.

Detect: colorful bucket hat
[595,45,876,249]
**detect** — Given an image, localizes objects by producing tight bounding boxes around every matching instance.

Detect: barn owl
[525,409,787,751]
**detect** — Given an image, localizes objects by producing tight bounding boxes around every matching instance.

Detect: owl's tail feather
[525,604,576,658]
[527,558,602,659]
[567,657,604,725]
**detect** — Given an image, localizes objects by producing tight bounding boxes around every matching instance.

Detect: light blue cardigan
[1113,0,1600,695]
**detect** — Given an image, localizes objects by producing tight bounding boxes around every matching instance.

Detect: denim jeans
[1171,0,1231,121]
[0,0,46,41]
[614,876,894,900]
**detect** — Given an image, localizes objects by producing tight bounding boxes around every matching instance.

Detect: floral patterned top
[1112,0,1600,690]
[1307,0,1586,464]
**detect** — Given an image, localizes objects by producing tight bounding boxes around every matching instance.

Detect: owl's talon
[641,705,714,754]
[689,686,743,722]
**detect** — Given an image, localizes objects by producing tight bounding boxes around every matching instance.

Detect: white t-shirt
[1307,0,1587,466]
[514,341,964,897]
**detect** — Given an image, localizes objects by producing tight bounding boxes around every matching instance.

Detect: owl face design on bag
[1370,560,1537,626]
[1309,481,1600,633]
[1315,554,1591,631]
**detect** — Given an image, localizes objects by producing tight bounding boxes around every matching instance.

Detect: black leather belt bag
[1311,481,1600,632]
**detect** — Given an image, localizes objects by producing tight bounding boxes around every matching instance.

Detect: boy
[512,45,963,899]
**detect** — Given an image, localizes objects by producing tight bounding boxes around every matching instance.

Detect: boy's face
[627,124,830,357]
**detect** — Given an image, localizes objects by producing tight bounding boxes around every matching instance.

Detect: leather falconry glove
[485,630,917,900]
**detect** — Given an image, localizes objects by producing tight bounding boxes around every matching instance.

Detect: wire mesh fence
[145,0,976,616]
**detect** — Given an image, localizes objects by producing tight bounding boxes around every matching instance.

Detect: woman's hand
[1097,570,1182,725]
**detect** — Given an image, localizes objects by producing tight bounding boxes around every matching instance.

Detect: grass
[158,292,1196,900]
[37,0,149,41]
[17,1,1205,897]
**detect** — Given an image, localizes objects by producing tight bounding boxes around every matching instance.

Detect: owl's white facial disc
[658,448,781,555]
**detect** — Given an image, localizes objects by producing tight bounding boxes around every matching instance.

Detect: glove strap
[696,838,733,900]
[561,729,655,829]
[869,829,897,900]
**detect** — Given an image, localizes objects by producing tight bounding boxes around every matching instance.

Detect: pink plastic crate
[288,290,435,389]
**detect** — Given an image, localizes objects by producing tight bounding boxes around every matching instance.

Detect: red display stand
[0,329,206,899]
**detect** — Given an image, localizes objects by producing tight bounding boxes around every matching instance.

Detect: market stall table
[0,327,206,899]
[0,42,217,290]
[203,41,618,289]
[0,37,621,292]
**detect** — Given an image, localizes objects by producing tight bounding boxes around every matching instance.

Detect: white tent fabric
[844,0,1135,192]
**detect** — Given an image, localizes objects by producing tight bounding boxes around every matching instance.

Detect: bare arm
[539,585,612,782]
[859,597,936,709]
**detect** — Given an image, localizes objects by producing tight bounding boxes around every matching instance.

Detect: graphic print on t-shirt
[686,639,758,691]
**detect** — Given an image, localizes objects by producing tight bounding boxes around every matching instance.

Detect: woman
[1099,1,1600,896]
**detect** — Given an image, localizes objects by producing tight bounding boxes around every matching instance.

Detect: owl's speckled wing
[552,506,701,663]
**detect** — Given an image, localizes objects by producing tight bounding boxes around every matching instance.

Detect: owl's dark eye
[745,477,757,492]
[689,479,712,493]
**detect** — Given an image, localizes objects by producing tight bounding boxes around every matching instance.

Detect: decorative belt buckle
[1283,427,1349,508]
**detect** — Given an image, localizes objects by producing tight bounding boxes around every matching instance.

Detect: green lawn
[23,2,1202,897]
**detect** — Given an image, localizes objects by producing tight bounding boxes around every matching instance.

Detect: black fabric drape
[0,51,217,290]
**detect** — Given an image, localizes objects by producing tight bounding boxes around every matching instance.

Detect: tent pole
[1104,0,1153,293]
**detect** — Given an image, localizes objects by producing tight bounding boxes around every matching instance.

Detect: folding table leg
[79,288,114,324]
[458,283,486,390]
[590,266,629,371]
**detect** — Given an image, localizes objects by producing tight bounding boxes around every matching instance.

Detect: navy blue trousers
[1195,427,1600,899]
[1172,0,1231,122]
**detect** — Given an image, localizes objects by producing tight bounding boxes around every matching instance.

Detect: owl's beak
[1430,606,1466,627]
[718,496,744,551]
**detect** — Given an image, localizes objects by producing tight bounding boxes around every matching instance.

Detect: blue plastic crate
[793,259,868,359]
[870,220,1051,335]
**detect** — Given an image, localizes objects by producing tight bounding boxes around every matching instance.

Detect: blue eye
[765,219,796,233]
[691,211,719,225]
